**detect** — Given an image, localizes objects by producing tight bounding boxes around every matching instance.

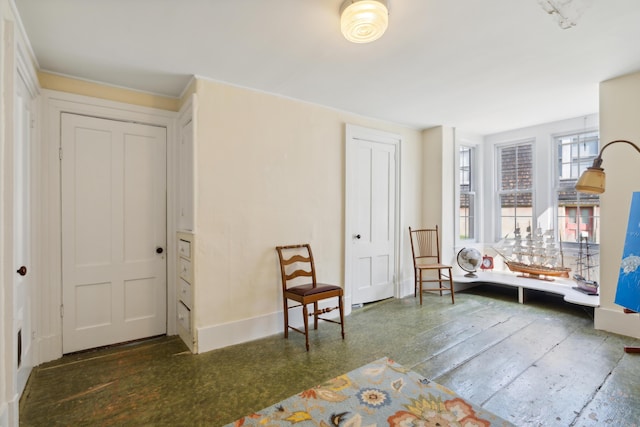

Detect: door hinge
[60,304,64,318]
[59,147,63,160]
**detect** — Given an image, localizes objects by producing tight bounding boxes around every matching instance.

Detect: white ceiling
[13,0,640,135]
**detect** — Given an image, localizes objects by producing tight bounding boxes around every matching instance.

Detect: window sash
[555,130,600,244]
[459,146,475,240]
[497,142,533,240]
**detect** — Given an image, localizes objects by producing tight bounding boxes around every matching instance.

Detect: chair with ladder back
[276,244,345,351]
[408,226,455,305]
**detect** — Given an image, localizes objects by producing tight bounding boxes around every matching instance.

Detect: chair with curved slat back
[409,226,455,305]
[276,244,345,351]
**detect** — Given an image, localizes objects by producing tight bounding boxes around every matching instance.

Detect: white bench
[453,270,600,307]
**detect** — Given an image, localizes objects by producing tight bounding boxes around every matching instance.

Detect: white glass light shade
[340,0,389,43]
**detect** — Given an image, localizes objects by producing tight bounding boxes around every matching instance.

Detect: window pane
[498,142,533,241]
[500,147,517,191]
[555,130,600,244]
[499,193,533,239]
[459,193,475,239]
[459,146,475,240]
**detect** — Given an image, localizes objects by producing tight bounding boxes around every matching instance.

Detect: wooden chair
[275,244,345,351]
[409,226,455,305]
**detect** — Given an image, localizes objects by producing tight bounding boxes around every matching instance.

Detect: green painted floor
[19,285,640,426]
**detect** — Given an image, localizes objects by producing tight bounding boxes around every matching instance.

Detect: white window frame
[466,114,599,249]
[553,129,600,246]
[458,145,476,241]
[495,139,536,242]
[454,135,481,244]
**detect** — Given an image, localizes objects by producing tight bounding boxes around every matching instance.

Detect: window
[555,130,600,244]
[497,142,534,240]
[459,146,475,240]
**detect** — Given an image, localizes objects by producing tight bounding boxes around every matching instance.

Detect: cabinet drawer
[179,258,192,282]
[178,239,191,259]
[177,301,191,332]
[178,278,193,309]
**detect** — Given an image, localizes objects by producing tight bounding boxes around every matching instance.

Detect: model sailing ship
[495,225,571,280]
[573,235,599,295]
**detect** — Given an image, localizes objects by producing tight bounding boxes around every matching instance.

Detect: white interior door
[61,113,167,353]
[14,74,33,396]
[346,125,399,305]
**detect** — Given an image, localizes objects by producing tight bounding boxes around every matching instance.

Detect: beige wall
[191,78,423,348]
[421,126,456,265]
[422,127,445,226]
[21,64,428,354]
[595,71,640,339]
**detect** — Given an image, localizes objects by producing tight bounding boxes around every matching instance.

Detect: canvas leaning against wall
[615,191,640,313]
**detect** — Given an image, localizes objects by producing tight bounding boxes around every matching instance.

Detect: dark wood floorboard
[19,285,640,426]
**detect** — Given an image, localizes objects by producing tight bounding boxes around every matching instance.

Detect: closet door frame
[39,90,178,364]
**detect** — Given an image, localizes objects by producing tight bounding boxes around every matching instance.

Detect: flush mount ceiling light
[340,0,389,43]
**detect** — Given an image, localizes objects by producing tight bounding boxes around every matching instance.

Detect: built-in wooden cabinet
[177,232,196,352]
[178,96,195,232]
[176,94,196,352]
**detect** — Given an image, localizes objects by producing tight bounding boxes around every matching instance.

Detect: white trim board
[0,402,8,427]
[197,301,343,353]
[595,306,640,340]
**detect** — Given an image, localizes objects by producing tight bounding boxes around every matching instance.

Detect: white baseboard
[399,277,473,299]
[196,300,346,354]
[36,334,62,365]
[0,402,8,427]
[595,306,640,340]
[398,277,414,298]
[196,310,281,353]
[1,394,18,427]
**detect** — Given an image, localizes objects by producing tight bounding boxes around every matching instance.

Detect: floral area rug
[225,357,514,426]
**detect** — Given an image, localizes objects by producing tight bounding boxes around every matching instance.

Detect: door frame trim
[344,124,402,307]
[38,89,177,364]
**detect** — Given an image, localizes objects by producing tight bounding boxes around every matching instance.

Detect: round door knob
[17,266,27,276]
[156,247,164,254]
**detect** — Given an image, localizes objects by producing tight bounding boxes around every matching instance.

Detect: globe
[457,247,482,278]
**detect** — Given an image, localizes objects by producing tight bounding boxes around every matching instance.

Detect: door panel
[62,114,167,353]
[347,126,398,305]
[14,74,33,395]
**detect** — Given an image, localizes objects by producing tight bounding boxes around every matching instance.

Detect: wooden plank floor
[19,285,640,426]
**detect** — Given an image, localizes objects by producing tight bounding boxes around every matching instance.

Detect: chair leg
[339,296,345,340]
[438,270,443,296]
[313,302,319,330]
[419,269,423,306]
[448,268,455,304]
[283,299,289,339]
[303,304,310,351]
[414,268,418,298]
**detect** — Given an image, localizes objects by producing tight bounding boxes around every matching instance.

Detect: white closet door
[61,113,167,353]
[346,125,399,305]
